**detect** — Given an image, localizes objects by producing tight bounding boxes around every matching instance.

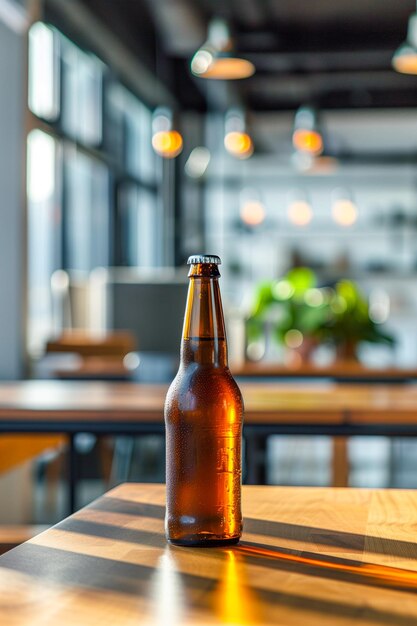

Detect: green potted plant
[247,268,394,362]
[321,279,395,360]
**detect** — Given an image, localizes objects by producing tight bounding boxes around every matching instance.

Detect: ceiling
[75,0,417,113]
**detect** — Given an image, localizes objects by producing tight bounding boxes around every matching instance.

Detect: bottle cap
[187,254,221,265]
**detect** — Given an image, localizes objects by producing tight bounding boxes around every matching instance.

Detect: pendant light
[240,188,265,227]
[331,188,358,227]
[286,189,313,227]
[393,3,417,74]
[152,108,183,159]
[224,109,254,159]
[191,18,255,80]
[292,106,324,156]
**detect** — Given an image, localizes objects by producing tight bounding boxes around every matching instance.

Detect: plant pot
[285,336,318,366]
[335,339,359,362]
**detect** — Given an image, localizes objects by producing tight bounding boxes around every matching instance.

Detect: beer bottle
[165,254,243,546]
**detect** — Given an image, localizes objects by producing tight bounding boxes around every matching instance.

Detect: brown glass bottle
[165,255,243,546]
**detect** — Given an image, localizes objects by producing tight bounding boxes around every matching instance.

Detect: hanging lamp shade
[292,106,324,156]
[224,109,254,159]
[331,188,358,227]
[191,18,255,80]
[240,188,266,227]
[286,189,313,227]
[152,108,183,159]
[393,8,417,74]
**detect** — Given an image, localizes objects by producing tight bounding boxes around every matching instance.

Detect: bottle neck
[181,264,228,368]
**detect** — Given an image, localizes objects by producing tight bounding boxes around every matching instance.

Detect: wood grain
[1,484,417,625]
[45,331,136,357]
[0,525,49,556]
[52,357,130,380]
[0,380,417,426]
[232,361,417,380]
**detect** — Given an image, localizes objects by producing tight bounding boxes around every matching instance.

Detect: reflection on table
[1,483,417,625]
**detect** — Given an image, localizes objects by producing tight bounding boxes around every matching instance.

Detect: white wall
[202,112,417,366]
[0,17,25,378]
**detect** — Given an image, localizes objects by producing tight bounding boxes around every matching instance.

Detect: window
[106,84,156,182]
[27,129,62,354]
[64,147,110,271]
[27,21,160,353]
[61,38,103,146]
[28,22,60,121]
[118,183,157,267]
[106,84,159,266]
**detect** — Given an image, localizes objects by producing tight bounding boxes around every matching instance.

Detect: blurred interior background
[2,0,417,531]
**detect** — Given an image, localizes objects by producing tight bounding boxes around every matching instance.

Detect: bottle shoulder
[168,364,241,389]
[165,365,243,415]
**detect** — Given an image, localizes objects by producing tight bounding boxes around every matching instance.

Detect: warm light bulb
[152,130,183,158]
[224,131,253,158]
[392,14,417,75]
[240,200,265,226]
[392,50,417,74]
[292,129,323,155]
[192,18,255,80]
[287,200,313,226]
[332,199,358,226]
[197,57,255,80]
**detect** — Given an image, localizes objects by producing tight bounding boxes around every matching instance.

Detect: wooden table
[45,331,136,357]
[53,356,131,381]
[1,483,417,625]
[3,381,417,509]
[3,379,417,429]
[233,360,417,383]
[44,331,137,381]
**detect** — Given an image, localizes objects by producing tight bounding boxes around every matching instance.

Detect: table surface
[45,331,136,357]
[1,380,417,426]
[233,360,417,380]
[1,484,417,625]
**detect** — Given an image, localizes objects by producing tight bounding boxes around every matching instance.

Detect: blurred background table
[3,381,417,510]
[43,331,137,381]
[233,360,417,383]
[2,380,417,432]
[1,483,417,625]
[45,331,136,358]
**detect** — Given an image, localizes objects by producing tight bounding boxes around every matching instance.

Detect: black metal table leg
[245,433,268,484]
[68,433,77,514]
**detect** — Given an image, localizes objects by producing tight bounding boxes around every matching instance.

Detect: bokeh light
[152,130,183,158]
[292,129,323,155]
[304,288,324,307]
[284,329,304,349]
[287,200,313,226]
[273,280,295,300]
[332,198,358,226]
[224,131,253,159]
[240,200,265,227]
[184,147,211,178]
